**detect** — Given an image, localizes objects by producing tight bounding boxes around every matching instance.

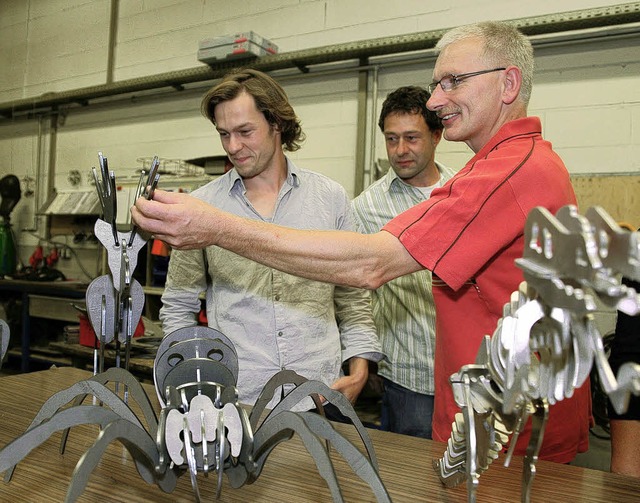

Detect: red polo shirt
[384,117,591,462]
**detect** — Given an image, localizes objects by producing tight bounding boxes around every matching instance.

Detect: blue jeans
[380,377,434,439]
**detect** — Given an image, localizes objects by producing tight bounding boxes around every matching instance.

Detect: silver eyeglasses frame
[428,67,506,94]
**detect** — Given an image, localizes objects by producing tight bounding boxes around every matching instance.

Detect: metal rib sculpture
[434,205,640,503]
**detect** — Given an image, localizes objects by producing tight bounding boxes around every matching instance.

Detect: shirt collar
[471,116,542,162]
[384,161,446,193]
[228,156,300,195]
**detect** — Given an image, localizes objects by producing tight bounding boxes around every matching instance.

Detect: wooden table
[1,367,638,502]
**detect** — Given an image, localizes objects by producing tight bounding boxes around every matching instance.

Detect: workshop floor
[571,425,612,471]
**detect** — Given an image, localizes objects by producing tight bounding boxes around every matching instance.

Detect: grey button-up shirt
[160,159,383,407]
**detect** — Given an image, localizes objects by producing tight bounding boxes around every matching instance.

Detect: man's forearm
[216,212,379,288]
[132,190,422,289]
[347,357,370,383]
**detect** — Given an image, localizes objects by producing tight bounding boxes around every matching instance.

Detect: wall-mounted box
[197,31,278,64]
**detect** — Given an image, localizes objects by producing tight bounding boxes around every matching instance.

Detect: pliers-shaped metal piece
[92,152,119,247]
[128,156,160,247]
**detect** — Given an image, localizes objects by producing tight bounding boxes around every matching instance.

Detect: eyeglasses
[427,67,506,94]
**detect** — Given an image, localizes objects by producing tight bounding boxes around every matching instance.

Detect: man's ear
[432,128,443,147]
[502,66,522,105]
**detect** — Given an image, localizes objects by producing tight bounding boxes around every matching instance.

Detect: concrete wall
[0,0,638,280]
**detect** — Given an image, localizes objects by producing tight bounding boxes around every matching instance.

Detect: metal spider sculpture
[0,326,391,502]
[0,153,390,503]
[434,205,640,503]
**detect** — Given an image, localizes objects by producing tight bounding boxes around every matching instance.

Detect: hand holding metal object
[128,155,160,247]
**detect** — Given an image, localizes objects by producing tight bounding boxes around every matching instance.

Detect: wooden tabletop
[0,367,638,502]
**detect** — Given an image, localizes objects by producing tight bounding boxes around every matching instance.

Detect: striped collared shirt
[352,162,456,394]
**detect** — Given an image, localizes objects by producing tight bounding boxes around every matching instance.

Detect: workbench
[48,340,155,377]
[0,279,87,372]
[1,367,638,502]
[0,279,163,375]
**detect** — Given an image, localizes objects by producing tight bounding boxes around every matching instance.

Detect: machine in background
[0,175,21,277]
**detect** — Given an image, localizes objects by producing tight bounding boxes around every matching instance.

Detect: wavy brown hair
[201,69,305,152]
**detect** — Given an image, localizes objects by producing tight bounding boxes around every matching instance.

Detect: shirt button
[275,295,280,301]
[278,331,283,337]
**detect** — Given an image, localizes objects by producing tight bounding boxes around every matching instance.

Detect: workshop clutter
[0,219,17,276]
[0,174,21,276]
[9,244,66,282]
[29,245,60,268]
[78,313,144,348]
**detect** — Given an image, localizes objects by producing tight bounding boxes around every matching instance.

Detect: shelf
[142,286,165,296]
[7,348,72,368]
[48,342,154,377]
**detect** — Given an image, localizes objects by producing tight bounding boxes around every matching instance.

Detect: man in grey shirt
[160,69,383,408]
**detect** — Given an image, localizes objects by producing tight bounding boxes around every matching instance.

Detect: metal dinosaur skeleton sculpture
[0,153,391,503]
[434,205,640,503]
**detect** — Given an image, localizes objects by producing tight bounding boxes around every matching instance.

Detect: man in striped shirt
[352,86,456,438]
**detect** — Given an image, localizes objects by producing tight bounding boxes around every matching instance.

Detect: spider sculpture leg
[66,417,178,503]
[3,379,144,482]
[59,367,158,454]
[249,369,334,458]
[0,405,149,488]
[263,378,379,469]
[249,369,325,430]
[296,411,391,502]
[252,409,390,503]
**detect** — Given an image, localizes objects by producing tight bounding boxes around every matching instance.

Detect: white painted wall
[0,0,638,281]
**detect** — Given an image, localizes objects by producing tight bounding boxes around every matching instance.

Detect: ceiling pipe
[106,0,120,84]
[1,2,640,120]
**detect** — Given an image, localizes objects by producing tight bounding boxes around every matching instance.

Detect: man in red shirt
[132,21,591,463]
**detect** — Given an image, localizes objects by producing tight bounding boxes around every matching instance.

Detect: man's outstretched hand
[131,189,218,250]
